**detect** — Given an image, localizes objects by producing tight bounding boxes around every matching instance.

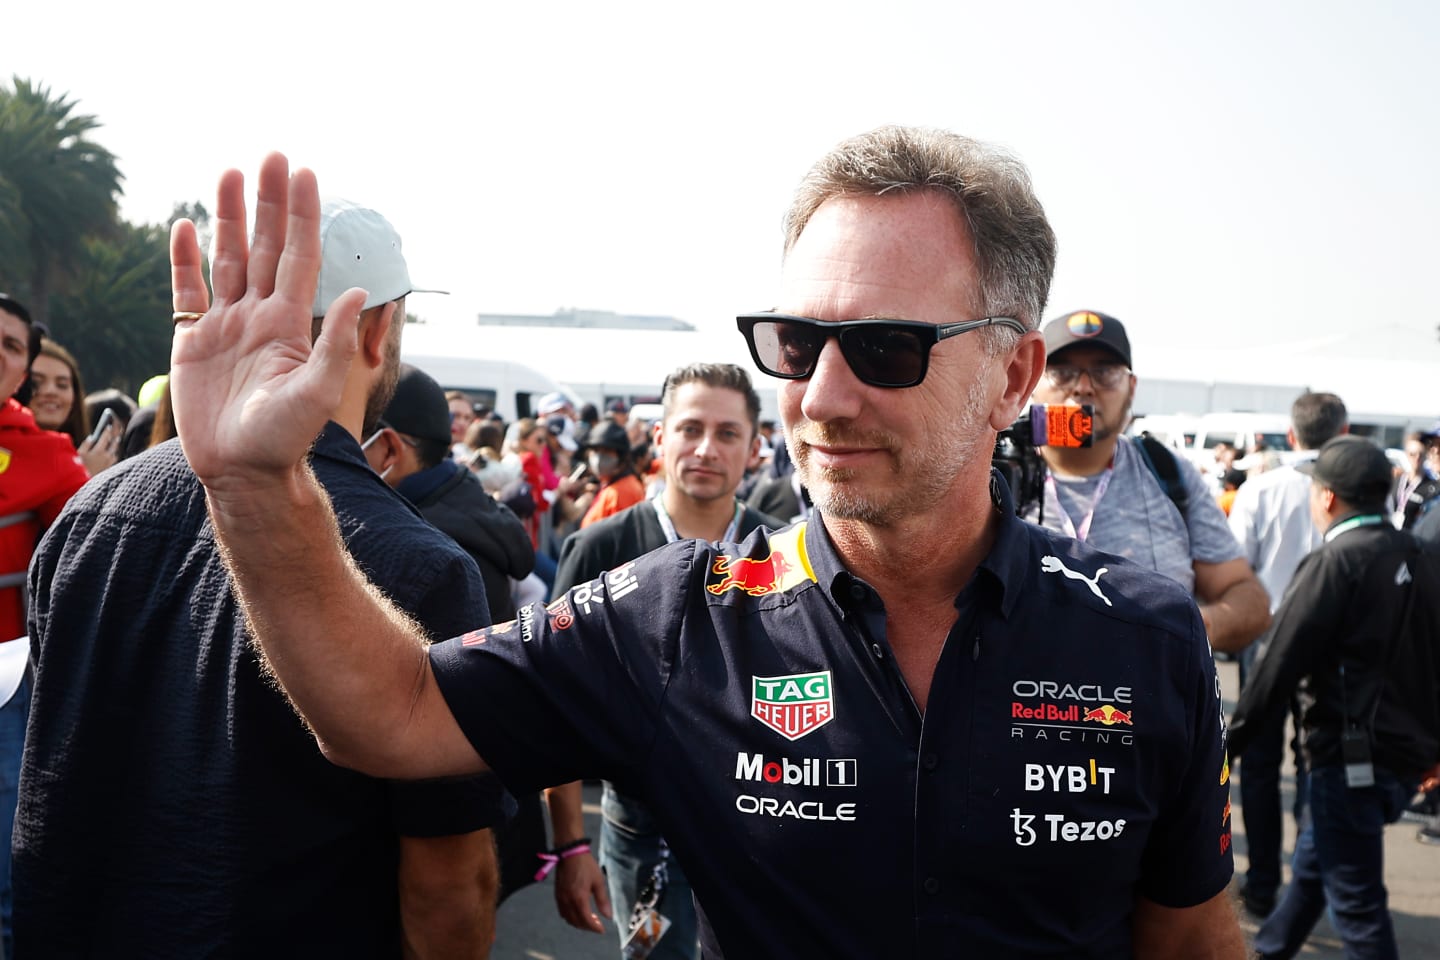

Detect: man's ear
[362,426,397,475]
[989,331,1047,431]
[358,302,397,370]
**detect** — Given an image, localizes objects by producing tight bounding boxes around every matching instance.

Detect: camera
[993,404,1093,517]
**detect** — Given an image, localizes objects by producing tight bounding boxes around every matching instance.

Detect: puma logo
[1041,555,1112,606]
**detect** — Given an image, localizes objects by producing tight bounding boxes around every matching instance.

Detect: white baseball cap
[311,198,446,317]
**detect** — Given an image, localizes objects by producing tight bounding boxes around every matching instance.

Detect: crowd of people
[0,124,1436,959]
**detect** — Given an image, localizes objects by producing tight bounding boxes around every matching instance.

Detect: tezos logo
[751,671,834,741]
[1011,808,1127,846]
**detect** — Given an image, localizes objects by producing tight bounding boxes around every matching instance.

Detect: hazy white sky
[11,0,1439,374]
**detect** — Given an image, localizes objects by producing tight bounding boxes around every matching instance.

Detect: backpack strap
[1134,434,1190,515]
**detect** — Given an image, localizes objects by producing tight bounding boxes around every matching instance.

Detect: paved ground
[489,659,1440,958]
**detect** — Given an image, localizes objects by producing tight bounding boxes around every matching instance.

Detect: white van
[1190,412,1293,459]
[1126,414,1199,451]
[400,325,572,423]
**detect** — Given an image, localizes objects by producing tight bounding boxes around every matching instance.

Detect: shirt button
[871,643,884,660]
[922,877,941,895]
[921,753,939,771]
[849,583,868,602]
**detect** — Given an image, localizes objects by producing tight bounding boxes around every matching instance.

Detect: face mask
[589,451,619,476]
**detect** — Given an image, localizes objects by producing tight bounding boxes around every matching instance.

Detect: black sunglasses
[736,312,1027,389]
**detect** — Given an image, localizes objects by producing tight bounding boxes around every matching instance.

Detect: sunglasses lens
[751,320,823,378]
[841,326,926,387]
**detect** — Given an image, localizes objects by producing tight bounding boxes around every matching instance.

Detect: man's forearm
[1200,578,1271,654]
[208,463,435,775]
[399,831,498,960]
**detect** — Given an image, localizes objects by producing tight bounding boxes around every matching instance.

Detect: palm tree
[0,77,123,328]
[51,220,173,394]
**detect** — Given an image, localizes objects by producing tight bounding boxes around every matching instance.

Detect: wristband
[534,837,593,881]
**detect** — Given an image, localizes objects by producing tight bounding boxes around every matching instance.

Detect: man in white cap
[15,196,510,957]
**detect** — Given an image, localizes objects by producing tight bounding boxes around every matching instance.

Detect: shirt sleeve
[1178,456,1244,564]
[388,548,512,836]
[1226,481,1261,568]
[1138,607,1235,907]
[429,539,697,794]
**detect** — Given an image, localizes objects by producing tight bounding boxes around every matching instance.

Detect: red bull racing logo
[751,671,834,741]
[1081,704,1133,726]
[707,549,792,596]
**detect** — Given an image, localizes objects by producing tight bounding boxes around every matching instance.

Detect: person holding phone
[28,338,119,475]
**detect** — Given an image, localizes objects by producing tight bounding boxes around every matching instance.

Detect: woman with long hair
[28,339,118,475]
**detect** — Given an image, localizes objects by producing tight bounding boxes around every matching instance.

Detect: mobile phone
[88,407,117,445]
[569,463,590,484]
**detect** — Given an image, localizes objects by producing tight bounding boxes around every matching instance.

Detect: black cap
[606,399,628,414]
[380,364,451,443]
[582,421,631,454]
[1043,310,1132,367]
[1296,435,1392,506]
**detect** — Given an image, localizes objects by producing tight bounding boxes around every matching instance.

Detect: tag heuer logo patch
[752,671,834,741]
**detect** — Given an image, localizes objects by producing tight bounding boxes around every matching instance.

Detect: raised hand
[169,152,368,500]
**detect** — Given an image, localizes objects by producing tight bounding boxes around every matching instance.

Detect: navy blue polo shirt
[430,475,1232,958]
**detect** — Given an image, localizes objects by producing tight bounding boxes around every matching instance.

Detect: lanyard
[1046,469,1112,542]
[653,497,742,544]
[1324,514,1385,543]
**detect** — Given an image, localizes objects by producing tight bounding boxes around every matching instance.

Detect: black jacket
[405,462,535,624]
[1230,516,1440,778]
[554,498,781,595]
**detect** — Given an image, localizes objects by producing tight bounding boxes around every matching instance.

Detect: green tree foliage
[48,219,176,394]
[0,77,124,329]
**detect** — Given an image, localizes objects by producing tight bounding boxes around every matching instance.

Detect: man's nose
[799,338,864,424]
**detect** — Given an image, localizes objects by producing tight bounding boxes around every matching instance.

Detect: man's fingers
[210,168,251,304]
[308,287,368,389]
[170,219,210,314]
[596,889,612,920]
[247,152,292,300]
[273,167,325,318]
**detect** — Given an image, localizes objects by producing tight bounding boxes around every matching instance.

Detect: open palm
[169,153,366,498]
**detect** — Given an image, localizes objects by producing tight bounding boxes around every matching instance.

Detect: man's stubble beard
[361,330,402,438]
[796,377,991,527]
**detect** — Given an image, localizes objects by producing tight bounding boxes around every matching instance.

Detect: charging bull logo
[1082,704,1133,726]
[707,550,792,596]
[704,524,816,598]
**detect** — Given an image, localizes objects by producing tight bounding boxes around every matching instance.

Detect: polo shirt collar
[801,469,1029,622]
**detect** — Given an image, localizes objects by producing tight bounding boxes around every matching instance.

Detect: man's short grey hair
[783,125,1057,352]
